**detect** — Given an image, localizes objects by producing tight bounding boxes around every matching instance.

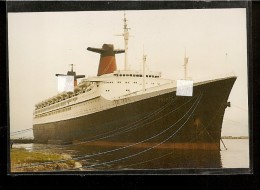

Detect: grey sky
[8,9,248,138]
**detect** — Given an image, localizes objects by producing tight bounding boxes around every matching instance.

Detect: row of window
[35,101,67,114]
[104,82,160,93]
[35,107,72,118]
[36,87,92,110]
[104,81,158,84]
[35,97,102,119]
[114,74,160,78]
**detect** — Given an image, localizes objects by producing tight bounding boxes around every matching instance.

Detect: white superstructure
[33,12,179,125]
[33,70,176,125]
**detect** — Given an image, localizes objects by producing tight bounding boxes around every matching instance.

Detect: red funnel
[87,44,124,76]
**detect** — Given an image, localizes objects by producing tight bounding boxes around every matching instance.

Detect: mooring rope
[121,121,215,169]
[72,95,196,145]
[78,93,203,169]
[13,93,201,170]
[10,128,33,136]
[33,94,196,152]
[69,96,179,144]
[19,95,179,151]
[17,96,178,152]
[20,94,195,152]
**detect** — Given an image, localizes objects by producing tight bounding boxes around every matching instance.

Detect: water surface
[12,139,250,172]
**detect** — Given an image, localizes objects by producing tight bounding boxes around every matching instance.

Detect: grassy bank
[11,148,80,172]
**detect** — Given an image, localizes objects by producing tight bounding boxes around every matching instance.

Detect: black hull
[34,77,236,149]
[33,77,235,169]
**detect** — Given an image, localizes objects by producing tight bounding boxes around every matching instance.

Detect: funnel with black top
[87,44,125,76]
[56,64,85,87]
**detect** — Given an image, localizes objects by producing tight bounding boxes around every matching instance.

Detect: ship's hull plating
[33,77,236,149]
[33,77,235,169]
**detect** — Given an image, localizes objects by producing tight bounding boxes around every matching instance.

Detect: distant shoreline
[10,138,34,144]
[221,136,249,139]
[10,136,249,144]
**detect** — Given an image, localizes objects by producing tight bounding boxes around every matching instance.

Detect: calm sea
[220,139,249,168]
[12,139,250,172]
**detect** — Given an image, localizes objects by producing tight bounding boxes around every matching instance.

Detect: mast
[143,51,147,91]
[184,48,189,80]
[123,12,129,70]
[70,64,74,72]
[116,12,130,70]
[56,64,85,87]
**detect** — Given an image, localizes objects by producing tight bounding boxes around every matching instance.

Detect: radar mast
[184,48,189,79]
[123,12,129,70]
[116,12,131,70]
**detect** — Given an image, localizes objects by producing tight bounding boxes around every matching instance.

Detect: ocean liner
[33,14,236,155]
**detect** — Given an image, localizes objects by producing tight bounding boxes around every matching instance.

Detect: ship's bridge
[78,69,172,100]
[80,70,162,83]
[83,70,162,80]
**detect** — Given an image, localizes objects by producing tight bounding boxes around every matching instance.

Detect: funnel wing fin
[114,49,125,54]
[87,47,105,54]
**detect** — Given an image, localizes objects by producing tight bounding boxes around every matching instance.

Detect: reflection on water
[12,139,249,171]
[64,146,222,170]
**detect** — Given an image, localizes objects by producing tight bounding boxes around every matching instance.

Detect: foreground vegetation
[11,148,80,172]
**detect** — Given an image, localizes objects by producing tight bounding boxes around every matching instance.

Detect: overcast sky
[8,9,248,138]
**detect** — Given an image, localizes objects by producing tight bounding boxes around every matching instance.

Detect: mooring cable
[10,128,33,136]
[19,94,195,152]
[13,93,201,170]
[78,93,203,169]
[72,95,196,145]
[17,96,178,151]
